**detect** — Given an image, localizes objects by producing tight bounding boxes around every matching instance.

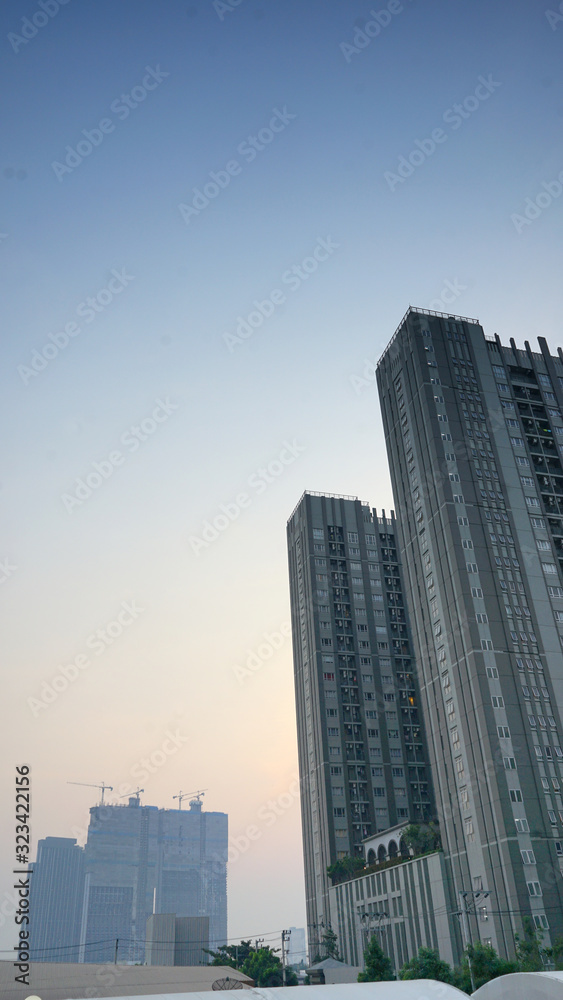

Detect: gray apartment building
[29,837,85,962]
[377,307,563,958]
[287,492,435,959]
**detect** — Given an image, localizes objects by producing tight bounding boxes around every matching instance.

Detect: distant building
[287,492,436,959]
[29,837,85,963]
[145,914,209,966]
[156,798,227,949]
[30,795,227,965]
[287,926,307,966]
[80,796,228,963]
[79,796,160,963]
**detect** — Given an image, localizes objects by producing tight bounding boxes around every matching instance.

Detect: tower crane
[67,781,114,805]
[173,789,207,809]
[120,787,144,803]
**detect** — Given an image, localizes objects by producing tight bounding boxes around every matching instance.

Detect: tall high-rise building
[156,798,227,950]
[79,796,228,962]
[29,837,84,962]
[287,492,435,958]
[80,797,160,963]
[26,795,228,965]
[377,307,563,957]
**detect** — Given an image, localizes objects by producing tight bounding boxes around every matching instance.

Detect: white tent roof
[472,970,563,999]
[70,981,469,1000]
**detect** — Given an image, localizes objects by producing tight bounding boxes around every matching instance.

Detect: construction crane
[120,787,144,804]
[173,789,207,809]
[68,781,114,805]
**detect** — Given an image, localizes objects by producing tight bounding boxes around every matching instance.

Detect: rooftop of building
[378,304,482,364]
[0,961,252,1000]
[287,491,396,525]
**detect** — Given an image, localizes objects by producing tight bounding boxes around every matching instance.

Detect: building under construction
[30,792,228,964]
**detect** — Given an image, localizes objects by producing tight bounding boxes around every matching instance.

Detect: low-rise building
[329,844,461,974]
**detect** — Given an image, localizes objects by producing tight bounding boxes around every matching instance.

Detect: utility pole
[458,892,474,992]
[255,937,264,951]
[114,938,119,965]
[457,890,489,992]
[281,929,291,985]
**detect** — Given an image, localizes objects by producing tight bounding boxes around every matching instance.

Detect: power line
[0,928,288,957]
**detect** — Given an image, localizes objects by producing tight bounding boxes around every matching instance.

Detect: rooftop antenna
[68,781,114,806]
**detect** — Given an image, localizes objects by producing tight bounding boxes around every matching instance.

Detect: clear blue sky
[1,0,562,956]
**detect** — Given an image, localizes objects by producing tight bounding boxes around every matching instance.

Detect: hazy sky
[1,0,563,959]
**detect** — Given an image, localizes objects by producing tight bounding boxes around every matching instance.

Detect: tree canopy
[400,822,441,856]
[358,935,394,982]
[206,940,298,987]
[399,947,454,984]
[327,855,366,884]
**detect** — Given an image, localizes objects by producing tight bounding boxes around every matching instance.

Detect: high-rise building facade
[29,796,228,964]
[287,492,435,957]
[80,797,160,963]
[156,798,228,950]
[79,796,228,962]
[29,837,84,962]
[377,307,563,957]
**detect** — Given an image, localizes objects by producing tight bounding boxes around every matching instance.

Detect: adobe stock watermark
[189,440,305,555]
[8,0,71,54]
[60,397,178,512]
[349,279,467,394]
[178,106,296,225]
[223,237,340,352]
[510,170,563,234]
[232,621,292,683]
[213,0,246,19]
[17,268,134,385]
[340,0,414,62]
[212,776,302,870]
[0,558,17,584]
[28,600,144,716]
[384,74,502,191]
[428,277,467,312]
[51,66,169,181]
[546,2,563,29]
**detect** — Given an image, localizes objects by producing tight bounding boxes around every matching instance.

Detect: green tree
[205,941,297,986]
[322,927,341,960]
[550,935,563,970]
[312,927,342,963]
[454,941,517,993]
[399,947,454,984]
[242,947,298,987]
[327,855,366,884]
[401,823,441,857]
[358,935,394,982]
[515,916,545,972]
[206,939,254,968]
